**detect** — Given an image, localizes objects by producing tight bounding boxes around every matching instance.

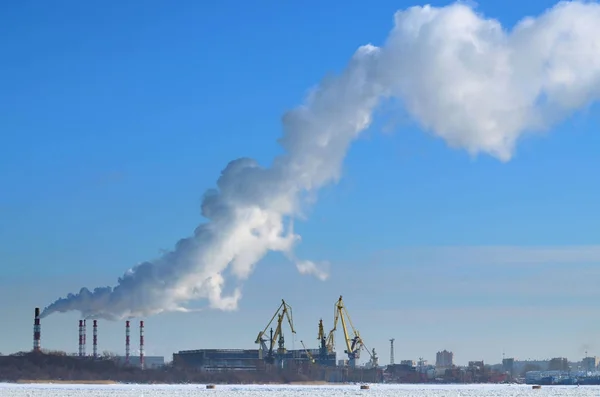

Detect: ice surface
[1,383,600,397]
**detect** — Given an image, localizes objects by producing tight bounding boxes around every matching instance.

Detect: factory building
[173,348,336,371]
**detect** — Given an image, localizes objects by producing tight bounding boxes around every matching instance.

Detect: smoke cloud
[42,1,600,319]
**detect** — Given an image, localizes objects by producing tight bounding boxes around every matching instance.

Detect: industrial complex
[21,297,600,385]
[29,296,375,374]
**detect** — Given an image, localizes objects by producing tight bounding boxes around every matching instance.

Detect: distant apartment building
[502,357,515,376]
[513,360,550,374]
[468,361,484,369]
[582,356,600,371]
[548,357,569,371]
[436,350,454,368]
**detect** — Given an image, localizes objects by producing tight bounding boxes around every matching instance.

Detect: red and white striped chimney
[125,320,130,365]
[33,307,41,353]
[78,320,83,357]
[139,320,145,370]
[93,320,98,358]
[83,319,87,356]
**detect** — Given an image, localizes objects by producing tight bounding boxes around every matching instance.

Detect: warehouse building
[173,348,336,371]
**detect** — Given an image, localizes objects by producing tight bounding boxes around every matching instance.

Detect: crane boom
[300,340,316,364]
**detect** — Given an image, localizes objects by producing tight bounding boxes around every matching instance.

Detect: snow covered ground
[1,383,599,396]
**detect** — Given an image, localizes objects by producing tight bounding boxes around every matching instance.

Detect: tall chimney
[93,320,98,358]
[83,319,87,356]
[125,320,130,365]
[78,320,83,357]
[139,320,145,370]
[33,307,41,353]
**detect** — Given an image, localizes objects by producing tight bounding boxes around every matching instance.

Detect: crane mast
[317,319,328,362]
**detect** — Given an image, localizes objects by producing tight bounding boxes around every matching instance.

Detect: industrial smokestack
[78,320,83,357]
[93,320,98,358]
[83,319,87,356]
[33,307,41,353]
[139,320,145,370]
[125,320,130,365]
[39,1,600,321]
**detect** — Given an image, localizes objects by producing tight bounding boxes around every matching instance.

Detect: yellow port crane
[317,319,328,362]
[325,295,369,368]
[255,299,296,365]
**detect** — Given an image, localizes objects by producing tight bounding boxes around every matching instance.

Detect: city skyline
[2,0,600,366]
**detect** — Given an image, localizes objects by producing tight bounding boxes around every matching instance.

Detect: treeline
[0,351,315,384]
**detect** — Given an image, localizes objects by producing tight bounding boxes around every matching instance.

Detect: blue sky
[1,0,600,366]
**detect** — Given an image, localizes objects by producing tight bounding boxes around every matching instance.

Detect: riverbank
[16,380,118,384]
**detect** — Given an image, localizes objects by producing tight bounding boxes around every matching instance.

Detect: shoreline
[12,380,334,385]
[6,380,532,386]
[16,380,119,385]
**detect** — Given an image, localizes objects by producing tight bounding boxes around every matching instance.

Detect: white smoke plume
[41,1,600,320]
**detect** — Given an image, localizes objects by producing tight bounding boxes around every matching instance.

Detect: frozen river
[1,383,599,397]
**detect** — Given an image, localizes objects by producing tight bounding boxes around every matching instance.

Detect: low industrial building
[173,348,336,371]
[173,349,262,371]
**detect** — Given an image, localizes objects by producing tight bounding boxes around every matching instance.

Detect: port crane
[299,319,331,366]
[317,319,328,363]
[325,295,374,368]
[255,299,296,366]
[368,348,379,368]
